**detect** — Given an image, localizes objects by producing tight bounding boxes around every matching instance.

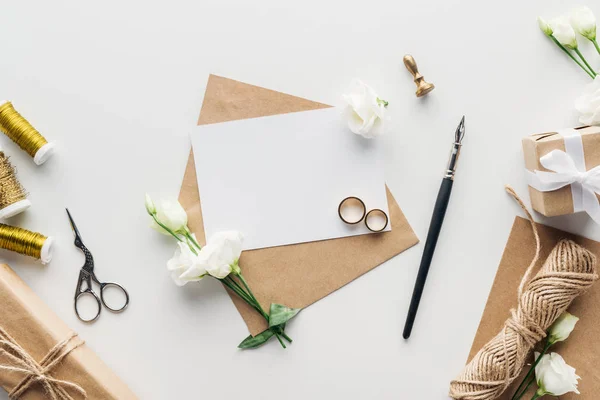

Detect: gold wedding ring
[338,196,366,224]
[338,197,389,232]
[365,209,389,232]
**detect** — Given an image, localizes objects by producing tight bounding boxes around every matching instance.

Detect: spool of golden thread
[0,102,54,263]
[0,101,55,165]
[0,223,53,264]
[0,145,31,219]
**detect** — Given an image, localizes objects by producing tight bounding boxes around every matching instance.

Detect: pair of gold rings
[338,196,389,232]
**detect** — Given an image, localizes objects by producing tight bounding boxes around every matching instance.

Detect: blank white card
[191,107,390,251]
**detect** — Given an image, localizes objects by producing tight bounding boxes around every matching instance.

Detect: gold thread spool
[0,101,55,165]
[0,146,31,219]
[0,223,53,264]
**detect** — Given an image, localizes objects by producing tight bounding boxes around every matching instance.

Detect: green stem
[225,277,260,312]
[225,276,248,298]
[550,36,596,79]
[223,277,273,326]
[280,331,293,343]
[530,393,542,400]
[517,376,536,400]
[183,227,202,250]
[237,274,256,300]
[237,274,293,343]
[512,339,552,400]
[238,274,269,319]
[223,276,264,319]
[229,275,293,344]
[221,279,248,302]
[152,215,185,243]
[593,38,600,57]
[221,278,256,308]
[222,278,290,347]
[182,236,198,255]
[274,332,286,348]
[574,47,597,77]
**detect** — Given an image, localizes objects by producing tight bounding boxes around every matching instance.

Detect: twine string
[0,327,87,399]
[0,102,47,158]
[504,186,541,300]
[448,186,599,400]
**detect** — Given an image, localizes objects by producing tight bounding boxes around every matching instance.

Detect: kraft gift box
[0,264,137,399]
[522,125,600,217]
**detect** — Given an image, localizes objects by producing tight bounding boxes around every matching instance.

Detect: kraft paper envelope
[464,216,600,399]
[179,75,419,335]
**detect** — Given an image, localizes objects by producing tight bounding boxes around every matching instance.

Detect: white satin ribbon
[527,129,600,223]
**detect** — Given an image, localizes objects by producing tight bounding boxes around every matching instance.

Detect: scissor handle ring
[74,290,101,323]
[100,282,130,312]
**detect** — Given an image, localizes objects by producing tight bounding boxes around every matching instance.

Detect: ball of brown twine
[448,187,599,400]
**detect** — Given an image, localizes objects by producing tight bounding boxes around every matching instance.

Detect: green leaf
[269,303,301,328]
[238,329,275,349]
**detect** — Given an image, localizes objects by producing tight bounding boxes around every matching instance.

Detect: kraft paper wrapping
[179,75,419,335]
[522,126,600,217]
[0,264,137,399]
[465,217,600,399]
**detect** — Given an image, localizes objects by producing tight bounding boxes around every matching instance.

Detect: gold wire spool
[0,101,55,165]
[0,147,31,219]
[0,223,53,264]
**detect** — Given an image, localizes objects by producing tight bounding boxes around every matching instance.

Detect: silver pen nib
[455,115,465,144]
[445,116,465,179]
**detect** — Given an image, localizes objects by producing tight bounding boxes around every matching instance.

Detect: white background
[0,1,599,399]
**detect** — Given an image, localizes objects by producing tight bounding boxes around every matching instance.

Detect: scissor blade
[65,208,84,242]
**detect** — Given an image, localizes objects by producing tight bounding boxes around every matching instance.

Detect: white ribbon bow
[528,149,600,223]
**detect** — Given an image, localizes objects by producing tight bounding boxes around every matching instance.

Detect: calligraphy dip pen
[403,116,465,339]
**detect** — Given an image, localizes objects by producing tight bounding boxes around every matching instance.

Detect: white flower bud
[151,199,188,234]
[538,17,553,36]
[551,16,579,49]
[570,6,597,41]
[548,312,579,344]
[145,193,156,215]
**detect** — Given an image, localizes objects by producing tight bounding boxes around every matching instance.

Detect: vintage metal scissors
[66,209,129,322]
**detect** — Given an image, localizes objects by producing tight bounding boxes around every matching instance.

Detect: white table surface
[1,1,599,399]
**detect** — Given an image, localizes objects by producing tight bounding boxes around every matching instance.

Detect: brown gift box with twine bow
[0,264,136,399]
[522,125,600,217]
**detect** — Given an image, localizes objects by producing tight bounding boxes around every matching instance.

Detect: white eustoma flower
[342,79,388,139]
[575,76,600,125]
[548,312,579,344]
[167,242,207,286]
[201,231,244,279]
[151,199,188,234]
[538,16,553,36]
[551,16,579,49]
[571,6,597,40]
[145,193,156,215]
[535,352,580,396]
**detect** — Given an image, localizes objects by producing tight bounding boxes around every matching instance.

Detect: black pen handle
[403,177,453,339]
